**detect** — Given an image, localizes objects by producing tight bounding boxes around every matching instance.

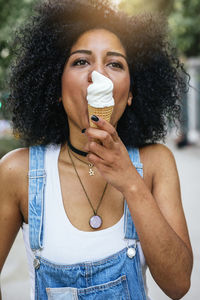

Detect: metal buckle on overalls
[33,250,41,269]
[33,258,40,269]
[126,240,137,259]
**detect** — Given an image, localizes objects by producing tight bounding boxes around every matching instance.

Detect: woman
[0,0,193,299]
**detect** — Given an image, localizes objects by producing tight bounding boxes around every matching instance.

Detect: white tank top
[22,144,151,299]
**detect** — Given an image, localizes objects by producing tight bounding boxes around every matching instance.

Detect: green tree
[0,0,36,90]
[168,0,200,57]
[0,0,35,117]
[119,0,200,58]
[119,0,174,15]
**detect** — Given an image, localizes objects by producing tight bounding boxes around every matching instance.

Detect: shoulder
[0,147,29,173]
[139,143,177,180]
[140,143,175,164]
[0,148,29,199]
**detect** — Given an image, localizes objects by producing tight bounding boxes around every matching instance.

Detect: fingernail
[91,115,99,122]
[81,128,86,133]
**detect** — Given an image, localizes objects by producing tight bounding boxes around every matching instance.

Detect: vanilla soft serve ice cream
[87,71,115,127]
[87,71,114,108]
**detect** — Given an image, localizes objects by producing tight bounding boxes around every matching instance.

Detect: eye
[72,59,89,66]
[108,62,124,69]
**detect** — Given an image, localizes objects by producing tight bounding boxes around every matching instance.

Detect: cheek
[61,72,86,103]
[113,81,130,104]
[62,72,78,95]
[61,72,88,120]
[112,72,130,100]
[110,81,130,125]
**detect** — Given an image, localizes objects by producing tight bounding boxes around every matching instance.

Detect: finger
[90,115,119,142]
[85,127,114,149]
[87,141,112,162]
[87,152,110,167]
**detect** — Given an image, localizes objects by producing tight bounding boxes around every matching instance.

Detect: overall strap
[28,146,46,251]
[124,147,143,240]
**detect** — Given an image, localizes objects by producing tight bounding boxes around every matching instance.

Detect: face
[61,29,132,132]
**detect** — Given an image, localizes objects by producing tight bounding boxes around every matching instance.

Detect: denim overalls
[28,145,147,300]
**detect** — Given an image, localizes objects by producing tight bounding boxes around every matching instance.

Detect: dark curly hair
[8,0,188,147]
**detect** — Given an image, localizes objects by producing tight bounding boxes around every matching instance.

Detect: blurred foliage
[0,0,35,156]
[119,0,200,57]
[168,0,200,57]
[0,92,10,119]
[0,0,36,92]
[119,0,174,15]
[0,137,24,158]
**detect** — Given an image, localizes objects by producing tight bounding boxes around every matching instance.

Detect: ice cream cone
[88,104,114,128]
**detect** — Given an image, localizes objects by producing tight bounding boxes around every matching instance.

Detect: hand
[83,116,139,194]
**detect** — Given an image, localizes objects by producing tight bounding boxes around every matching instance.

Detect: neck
[68,119,88,149]
[61,123,89,163]
[68,139,88,157]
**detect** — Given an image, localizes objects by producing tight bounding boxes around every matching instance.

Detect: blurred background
[0,0,200,299]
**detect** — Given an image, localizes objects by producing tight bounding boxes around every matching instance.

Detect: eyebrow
[70,49,127,62]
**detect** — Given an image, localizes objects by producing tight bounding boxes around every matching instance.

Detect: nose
[88,64,109,82]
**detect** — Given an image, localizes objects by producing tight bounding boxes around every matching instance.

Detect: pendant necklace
[68,140,95,176]
[69,149,95,176]
[68,147,107,229]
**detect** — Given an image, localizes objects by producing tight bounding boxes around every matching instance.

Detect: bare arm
[123,144,193,299]
[84,118,193,300]
[0,149,28,299]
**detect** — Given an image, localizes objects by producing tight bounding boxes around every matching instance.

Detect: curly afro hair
[8,0,188,147]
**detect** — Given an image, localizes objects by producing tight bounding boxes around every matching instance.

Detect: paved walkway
[1,140,200,299]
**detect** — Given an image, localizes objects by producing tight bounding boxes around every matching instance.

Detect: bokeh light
[111,0,121,5]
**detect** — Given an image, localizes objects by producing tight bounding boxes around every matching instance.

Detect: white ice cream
[87,71,114,108]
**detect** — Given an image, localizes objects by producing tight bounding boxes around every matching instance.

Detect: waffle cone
[88,104,114,128]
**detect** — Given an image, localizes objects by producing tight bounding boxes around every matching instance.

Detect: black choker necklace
[68,140,88,157]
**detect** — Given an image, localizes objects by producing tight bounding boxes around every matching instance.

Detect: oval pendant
[89,215,102,229]
[127,247,136,259]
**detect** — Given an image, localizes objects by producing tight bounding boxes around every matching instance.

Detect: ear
[59,97,62,102]
[127,91,133,106]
